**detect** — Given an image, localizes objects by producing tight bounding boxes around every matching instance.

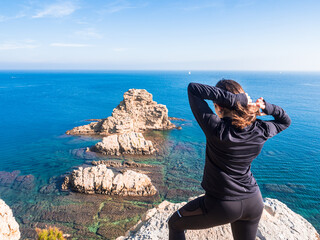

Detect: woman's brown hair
[215,79,259,129]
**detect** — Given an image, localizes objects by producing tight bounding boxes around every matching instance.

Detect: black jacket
[188,82,291,200]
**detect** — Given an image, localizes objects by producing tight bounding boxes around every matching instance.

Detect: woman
[168,79,291,240]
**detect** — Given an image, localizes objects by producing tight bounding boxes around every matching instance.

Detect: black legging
[168,189,264,240]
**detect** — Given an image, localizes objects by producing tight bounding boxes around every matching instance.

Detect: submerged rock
[62,164,157,196]
[264,183,295,193]
[0,171,34,191]
[11,175,35,190]
[92,160,152,168]
[91,132,155,155]
[66,88,176,135]
[168,117,186,121]
[117,197,319,240]
[0,171,20,187]
[0,199,20,240]
[71,147,98,159]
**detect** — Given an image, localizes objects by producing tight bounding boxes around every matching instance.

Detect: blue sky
[0,0,319,70]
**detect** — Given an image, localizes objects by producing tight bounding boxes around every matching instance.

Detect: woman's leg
[230,215,262,240]
[168,196,206,240]
[231,190,264,240]
[168,194,243,240]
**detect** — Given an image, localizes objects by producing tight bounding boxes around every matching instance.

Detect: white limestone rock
[0,199,20,240]
[256,198,319,240]
[66,89,176,135]
[94,134,120,155]
[117,197,319,240]
[63,165,157,196]
[119,170,157,196]
[92,132,155,155]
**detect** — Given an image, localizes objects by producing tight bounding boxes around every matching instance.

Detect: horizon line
[1,69,320,73]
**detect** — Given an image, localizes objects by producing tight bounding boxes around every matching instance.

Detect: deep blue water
[0,70,319,231]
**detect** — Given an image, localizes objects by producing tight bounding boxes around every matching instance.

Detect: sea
[0,70,319,235]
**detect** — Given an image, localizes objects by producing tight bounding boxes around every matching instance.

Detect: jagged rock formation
[0,199,20,240]
[91,132,155,155]
[62,164,157,196]
[117,197,320,240]
[66,89,176,135]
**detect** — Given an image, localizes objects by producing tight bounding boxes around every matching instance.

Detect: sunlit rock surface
[62,164,157,196]
[66,89,176,135]
[0,199,20,240]
[117,197,320,240]
[91,132,155,155]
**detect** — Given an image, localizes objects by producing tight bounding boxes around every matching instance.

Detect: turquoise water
[0,71,319,232]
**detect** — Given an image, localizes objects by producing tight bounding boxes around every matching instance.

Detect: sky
[0,0,320,71]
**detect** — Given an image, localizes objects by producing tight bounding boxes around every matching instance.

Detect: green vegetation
[35,226,66,240]
[111,215,140,226]
[88,221,100,233]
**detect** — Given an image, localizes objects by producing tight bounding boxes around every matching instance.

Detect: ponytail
[231,102,260,129]
[215,79,260,129]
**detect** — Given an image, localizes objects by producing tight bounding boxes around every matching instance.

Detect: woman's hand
[255,97,265,110]
[246,96,266,115]
[246,96,265,109]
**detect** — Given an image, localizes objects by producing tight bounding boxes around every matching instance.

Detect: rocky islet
[66,88,177,136]
[90,132,156,156]
[66,89,182,157]
[62,164,158,197]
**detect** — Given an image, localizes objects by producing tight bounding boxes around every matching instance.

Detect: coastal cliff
[66,88,176,136]
[0,199,20,240]
[117,197,320,240]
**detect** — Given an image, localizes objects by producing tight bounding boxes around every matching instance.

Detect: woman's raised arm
[260,99,291,138]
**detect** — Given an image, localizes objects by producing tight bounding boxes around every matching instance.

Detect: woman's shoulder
[209,118,270,141]
[229,119,270,138]
[251,119,271,138]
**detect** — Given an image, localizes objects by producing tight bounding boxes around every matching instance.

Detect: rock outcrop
[0,199,20,240]
[91,132,155,155]
[66,89,176,135]
[117,197,320,240]
[62,164,157,196]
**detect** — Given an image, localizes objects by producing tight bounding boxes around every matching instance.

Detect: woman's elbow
[286,116,292,128]
[187,82,194,92]
[283,116,292,129]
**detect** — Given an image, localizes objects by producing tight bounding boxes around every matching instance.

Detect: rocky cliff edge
[117,197,320,240]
